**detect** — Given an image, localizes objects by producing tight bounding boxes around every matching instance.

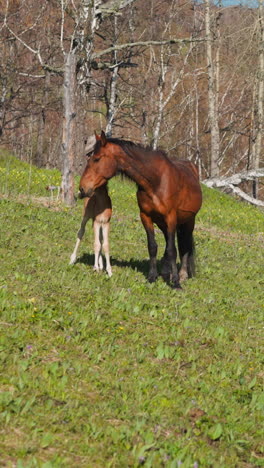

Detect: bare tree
[2,0,139,205]
[251,0,264,198]
[205,0,220,177]
[6,0,259,204]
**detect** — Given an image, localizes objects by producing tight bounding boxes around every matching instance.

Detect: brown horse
[70,184,112,276]
[79,131,202,288]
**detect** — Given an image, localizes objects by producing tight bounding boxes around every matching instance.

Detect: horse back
[169,160,202,215]
[171,159,199,180]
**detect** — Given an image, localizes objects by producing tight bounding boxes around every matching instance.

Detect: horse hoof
[161,274,170,283]
[148,275,157,283]
[179,271,188,282]
[172,283,183,290]
[69,256,76,265]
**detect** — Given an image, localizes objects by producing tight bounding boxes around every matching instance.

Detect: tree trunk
[61,51,76,206]
[105,17,118,137]
[253,0,264,198]
[205,0,220,178]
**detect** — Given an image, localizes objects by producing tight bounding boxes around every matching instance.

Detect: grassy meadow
[0,151,264,468]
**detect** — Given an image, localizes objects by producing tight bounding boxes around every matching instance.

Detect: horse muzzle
[78,187,94,199]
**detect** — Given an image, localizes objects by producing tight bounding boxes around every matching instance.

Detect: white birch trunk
[105,64,119,137]
[105,16,118,137]
[205,0,220,178]
[253,0,264,198]
[61,52,76,206]
[153,48,165,150]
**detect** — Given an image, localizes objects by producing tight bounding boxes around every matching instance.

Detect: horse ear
[101,130,107,147]
[94,131,100,141]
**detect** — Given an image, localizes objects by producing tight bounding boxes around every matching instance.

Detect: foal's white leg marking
[69,215,89,265]
[98,252,104,270]
[102,222,112,277]
[69,238,81,265]
[93,221,102,272]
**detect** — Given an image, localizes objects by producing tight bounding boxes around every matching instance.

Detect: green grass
[0,152,264,467]
[0,149,61,198]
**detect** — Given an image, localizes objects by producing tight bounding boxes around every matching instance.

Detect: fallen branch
[202,168,264,207]
[203,168,264,187]
[226,184,264,207]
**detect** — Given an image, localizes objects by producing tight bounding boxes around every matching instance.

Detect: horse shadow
[77,253,187,288]
[77,253,187,289]
[77,252,155,280]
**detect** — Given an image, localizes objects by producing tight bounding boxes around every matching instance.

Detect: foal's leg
[69,214,89,265]
[93,220,103,272]
[98,226,104,270]
[177,218,195,281]
[140,212,158,283]
[101,222,112,277]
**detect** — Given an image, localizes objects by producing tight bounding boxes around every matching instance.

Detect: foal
[79,131,202,289]
[69,184,112,276]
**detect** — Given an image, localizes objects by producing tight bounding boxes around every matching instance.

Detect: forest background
[0,0,263,205]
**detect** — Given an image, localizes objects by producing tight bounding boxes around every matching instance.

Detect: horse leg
[93,220,103,272]
[98,227,104,270]
[69,214,89,265]
[164,229,181,289]
[101,222,112,277]
[160,230,171,283]
[177,218,195,282]
[140,212,158,283]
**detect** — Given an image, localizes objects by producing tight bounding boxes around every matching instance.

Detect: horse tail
[177,224,196,278]
[188,233,196,277]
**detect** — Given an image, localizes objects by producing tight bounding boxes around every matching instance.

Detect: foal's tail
[99,225,104,244]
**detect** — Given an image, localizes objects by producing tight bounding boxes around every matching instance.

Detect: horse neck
[116,145,160,192]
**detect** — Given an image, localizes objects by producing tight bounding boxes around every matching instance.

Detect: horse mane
[106,137,171,164]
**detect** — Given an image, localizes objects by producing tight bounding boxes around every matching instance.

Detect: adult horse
[79,131,202,288]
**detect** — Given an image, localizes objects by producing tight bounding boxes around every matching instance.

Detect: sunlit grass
[0,151,61,197]
[0,151,264,467]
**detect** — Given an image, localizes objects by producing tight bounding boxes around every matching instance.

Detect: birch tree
[251,0,264,198]
[2,0,137,205]
[205,0,220,178]
[2,0,208,205]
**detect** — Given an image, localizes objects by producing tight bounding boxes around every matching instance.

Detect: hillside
[0,155,264,467]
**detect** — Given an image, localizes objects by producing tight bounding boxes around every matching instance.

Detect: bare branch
[4,23,63,75]
[91,38,207,60]
[99,0,137,14]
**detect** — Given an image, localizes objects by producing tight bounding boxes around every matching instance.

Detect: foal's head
[79,131,118,198]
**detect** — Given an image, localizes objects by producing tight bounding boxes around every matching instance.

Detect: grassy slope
[0,153,264,468]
